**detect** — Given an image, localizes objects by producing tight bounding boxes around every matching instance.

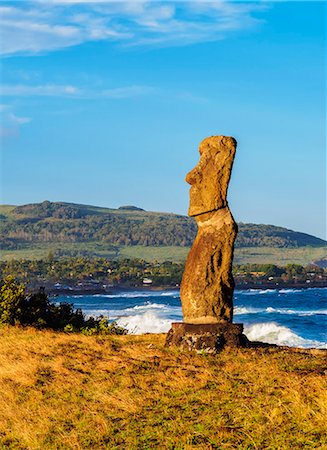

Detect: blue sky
[0,0,326,238]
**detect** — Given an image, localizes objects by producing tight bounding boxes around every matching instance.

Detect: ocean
[55,287,327,348]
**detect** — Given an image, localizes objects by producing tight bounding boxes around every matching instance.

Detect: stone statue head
[186,136,237,217]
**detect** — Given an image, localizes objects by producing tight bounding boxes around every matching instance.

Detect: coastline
[46,283,326,349]
[47,281,327,297]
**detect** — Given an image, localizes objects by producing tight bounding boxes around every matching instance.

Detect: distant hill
[0,201,325,255]
[118,205,145,212]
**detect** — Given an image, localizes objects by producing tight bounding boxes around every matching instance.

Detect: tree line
[1,257,325,289]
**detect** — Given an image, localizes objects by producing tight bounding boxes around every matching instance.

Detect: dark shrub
[0,276,126,335]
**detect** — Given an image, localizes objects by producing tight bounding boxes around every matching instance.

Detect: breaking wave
[115,312,326,348]
[237,287,327,295]
[126,302,167,311]
[234,306,327,316]
[57,287,326,347]
[116,312,172,335]
[240,289,278,295]
[278,289,305,294]
[264,307,327,316]
[244,322,326,348]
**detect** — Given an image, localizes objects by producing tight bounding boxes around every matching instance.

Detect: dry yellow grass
[0,326,326,449]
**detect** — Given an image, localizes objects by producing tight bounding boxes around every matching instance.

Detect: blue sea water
[55,287,326,348]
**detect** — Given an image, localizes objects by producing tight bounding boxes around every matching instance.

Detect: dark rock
[166,322,249,353]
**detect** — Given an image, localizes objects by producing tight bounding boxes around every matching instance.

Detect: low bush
[0,275,126,334]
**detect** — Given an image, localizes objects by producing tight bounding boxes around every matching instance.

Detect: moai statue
[166,136,245,351]
[180,136,238,324]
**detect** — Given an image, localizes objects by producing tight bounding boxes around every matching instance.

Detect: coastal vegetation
[1,202,326,266]
[1,257,326,291]
[0,328,325,449]
[0,276,125,335]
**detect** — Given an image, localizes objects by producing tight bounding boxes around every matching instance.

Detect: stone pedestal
[166,322,249,353]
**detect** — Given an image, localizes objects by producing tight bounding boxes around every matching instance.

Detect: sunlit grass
[0,327,326,449]
[234,246,326,266]
[119,245,190,262]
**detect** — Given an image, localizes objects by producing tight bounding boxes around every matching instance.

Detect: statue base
[166,322,249,353]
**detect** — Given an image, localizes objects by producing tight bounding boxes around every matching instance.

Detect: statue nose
[186,168,198,185]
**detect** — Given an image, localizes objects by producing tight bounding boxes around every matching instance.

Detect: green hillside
[0,201,326,264]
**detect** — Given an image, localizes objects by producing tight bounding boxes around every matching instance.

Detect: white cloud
[0,81,207,104]
[1,84,81,96]
[0,4,128,56]
[8,113,32,125]
[0,1,268,56]
[0,105,32,140]
[0,83,153,99]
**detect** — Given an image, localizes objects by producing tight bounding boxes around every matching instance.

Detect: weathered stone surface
[187,136,237,217]
[166,322,249,353]
[180,135,238,324]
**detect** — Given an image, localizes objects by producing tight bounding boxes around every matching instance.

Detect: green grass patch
[0,242,119,261]
[118,245,190,262]
[234,246,326,266]
[1,242,325,266]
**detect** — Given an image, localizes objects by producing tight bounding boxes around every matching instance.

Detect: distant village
[1,257,326,295]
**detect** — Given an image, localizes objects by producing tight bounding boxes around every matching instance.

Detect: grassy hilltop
[0,201,326,265]
[0,327,326,449]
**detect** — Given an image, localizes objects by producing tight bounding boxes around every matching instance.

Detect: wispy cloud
[1,84,82,96]
[0,105,32,140]
[0,1,268,56]
[0,3,128,56]
[0,83,154,99]
[0,81,211,107]
[8,113,32,125]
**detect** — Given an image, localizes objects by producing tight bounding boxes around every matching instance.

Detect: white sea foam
[160,291,180,297]
[265,307,327,316]
[116,311,172,334]
[92,291,178,299]
[298,310,327,316]
[241,289,278,295]
[238,287,326,296]
[234,306,261,315]
[82,301,182,321]
[278,289,303,294]
[83,306,326,348]
[244,322,326,348]
[126,302,167,311]
[115,313,326,347]
[258,289,278,294]
[266,306,286,314]
[234,305,327,316]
